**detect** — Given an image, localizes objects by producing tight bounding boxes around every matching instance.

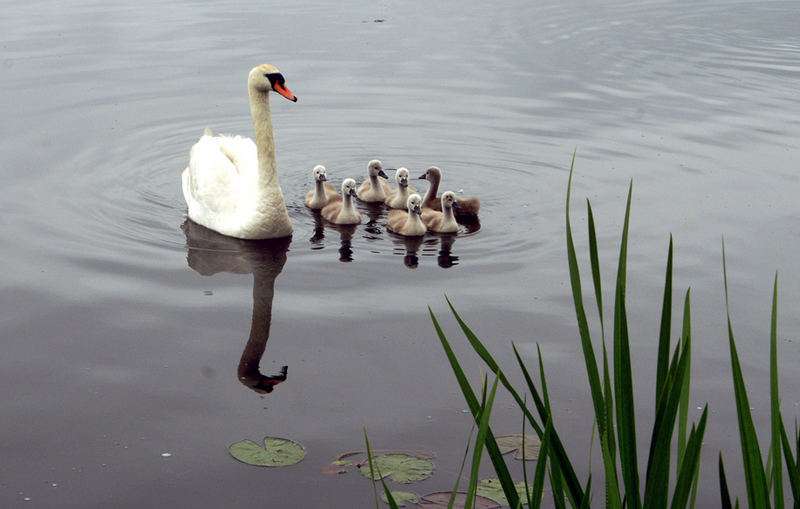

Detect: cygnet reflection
[182,219,290,394]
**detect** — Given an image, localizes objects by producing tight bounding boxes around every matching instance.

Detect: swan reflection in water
[182,219,290,394]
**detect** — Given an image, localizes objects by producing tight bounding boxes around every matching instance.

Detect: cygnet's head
[395,168,410,187]
[419,166,442,182]
[247,64,297,102]
[312,165,327,182]
[342,178,358,197]
[406,194,423,215]
[441,191,458,210]
[367,159,389,179]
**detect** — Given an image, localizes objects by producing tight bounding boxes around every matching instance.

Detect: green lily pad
[475,478,533,506]
[332,459,352,466]
[381,491,419,506]
[358,453,435,483]
[229,437,306,467]
[495,434,541,460]
[417,491,501,508]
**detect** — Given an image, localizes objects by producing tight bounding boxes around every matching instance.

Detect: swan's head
[395,168,410,188]
[342,178,358,197]
[407,194,423,215]
[419,166,442,183]
[248,64,297,102]
[312,165,327,182]
[367,159,389,179]
[441,191,458,210]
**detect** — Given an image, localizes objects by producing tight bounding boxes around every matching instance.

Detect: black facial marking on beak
[378,170,388,179]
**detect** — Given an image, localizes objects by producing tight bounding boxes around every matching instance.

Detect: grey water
[2,0,800,506]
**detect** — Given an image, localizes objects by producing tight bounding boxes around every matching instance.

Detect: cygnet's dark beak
[349,188,357,196]
[412,204,422,215]
[418,173,427,180]
[319,174,327,182]
[452,200,461,210]
[399,179,408,188]
[378,170,389,179]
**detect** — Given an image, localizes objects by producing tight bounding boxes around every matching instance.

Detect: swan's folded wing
[187,135,257,214]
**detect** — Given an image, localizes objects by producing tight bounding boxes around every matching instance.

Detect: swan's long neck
[425,174,440,203]
[314,180,328,201]
[342,193,356,215]
[249,88,278,187]
[406,211,425,231]
[442,204,456,226]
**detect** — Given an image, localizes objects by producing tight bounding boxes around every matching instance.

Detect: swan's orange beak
[274,82,298,102]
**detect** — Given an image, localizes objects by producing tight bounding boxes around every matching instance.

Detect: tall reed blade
[655,236,674,402]
[613,181,641,509]
[770,273,784,509]
[670,406,708,509]
[429,307,521,508]
[722,241,770,508]
[719,453,735,509]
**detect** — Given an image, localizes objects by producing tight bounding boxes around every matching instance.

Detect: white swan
[384,168,417,209]
[305,165,340,209]
[356,159,391,202]
[421,191,459,233]
[181,64,297,239]
[322,179,361,225]
[387,194,427,237]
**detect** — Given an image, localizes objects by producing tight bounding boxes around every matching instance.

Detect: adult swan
[182,64,297,239]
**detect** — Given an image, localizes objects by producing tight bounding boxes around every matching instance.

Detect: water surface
[2,0,800,506]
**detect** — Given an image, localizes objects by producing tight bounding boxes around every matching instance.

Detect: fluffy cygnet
[421,191,459,233]
[356,159,392,202]
[387,194,427,237]
[305,165,341,209]
[418,166,481,217]
[322,178,361,224]
[384,168,418,209]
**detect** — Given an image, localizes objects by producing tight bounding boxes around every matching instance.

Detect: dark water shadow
[182,219,291,394]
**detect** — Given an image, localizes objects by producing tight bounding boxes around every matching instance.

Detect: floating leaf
[228,437,306,467]
[417,491,500,508]
[381,491,419,506]
[495,434,541,460]
[358,453,434,483]
[332,459,352,466]
[475,478,533,507]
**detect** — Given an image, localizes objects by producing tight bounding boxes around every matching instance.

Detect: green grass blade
[722,241,770,508]
[565,152,608,438]
[531,417,552,509]
[612,200,641,508]
[429,307,521,508]
[364,428,396,509]
[770,273,784,509]
[466,375,501,509]
[720,453,734,509]
[669,405,708,509]
[446,302,586,506]
[779,415,800,503]
[677,289,692,468]
[655,235,674,403]
[587,199,604,333]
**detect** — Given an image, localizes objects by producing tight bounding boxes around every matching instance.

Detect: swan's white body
[181,64,296,239]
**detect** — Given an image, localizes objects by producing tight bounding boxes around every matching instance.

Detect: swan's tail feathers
[203,126,213,136]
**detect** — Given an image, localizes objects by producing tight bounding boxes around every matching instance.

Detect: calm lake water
[2,0,800,506]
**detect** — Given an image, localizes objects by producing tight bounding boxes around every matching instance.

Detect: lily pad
[495,434,541,460]
[228,437,306,467]
[358,453,435,483]
[417,491,500,508]
[475,478,533,507]
[381,491,419,506]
